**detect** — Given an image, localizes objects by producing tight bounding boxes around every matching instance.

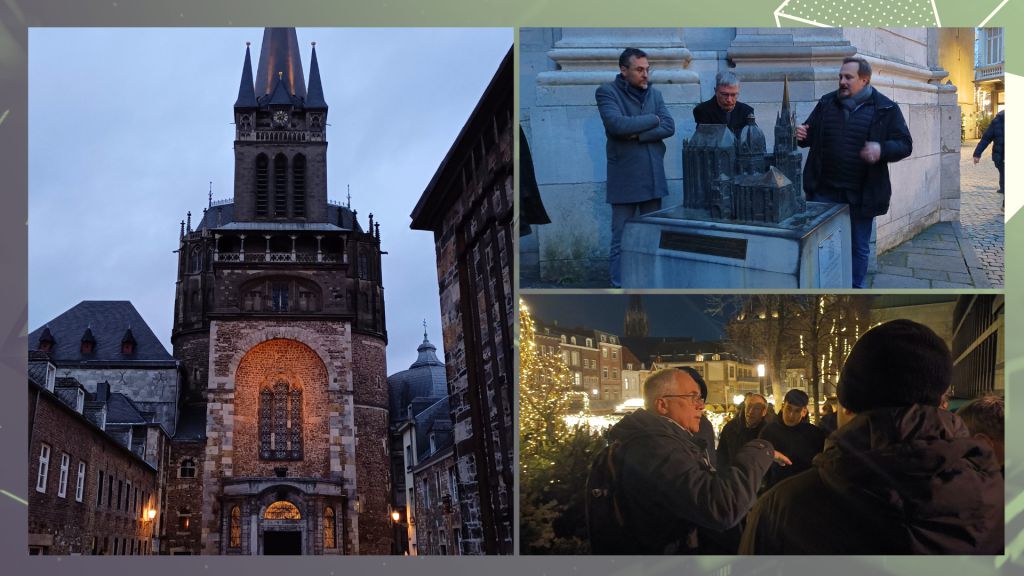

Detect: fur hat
[838,319,951,412]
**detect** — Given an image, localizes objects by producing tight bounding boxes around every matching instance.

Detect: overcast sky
[28,27,512,372]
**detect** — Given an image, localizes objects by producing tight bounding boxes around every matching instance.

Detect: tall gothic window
[229,506,241,548]
[255,154,269,217]
[259,381,303,460]
[324,507,336,549]
[274,154,288,217]
[293,154,306,218]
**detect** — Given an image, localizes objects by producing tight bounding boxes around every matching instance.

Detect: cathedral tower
[170,28,390,556]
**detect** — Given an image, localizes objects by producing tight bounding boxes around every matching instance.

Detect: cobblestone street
[959,140,1005,288]
[867,141,1004,289]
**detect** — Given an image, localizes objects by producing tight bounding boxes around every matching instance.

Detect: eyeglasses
[661,393,704,405]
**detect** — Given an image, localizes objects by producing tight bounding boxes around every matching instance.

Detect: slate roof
[196,201,364,233]
[28,301,173,363]
[388,335,447,418]
[105,392,148,425]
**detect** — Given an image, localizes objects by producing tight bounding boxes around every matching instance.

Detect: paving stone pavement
[866,141,1003,289]
[958,140,1005,288]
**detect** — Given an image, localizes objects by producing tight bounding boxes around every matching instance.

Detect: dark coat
[800,88,913,217]
[602,408,775,554]
[974,111,1004,165]
[739,405,1004,554]
[596,75,675,205]
[758,419,827,489]
[693,98,755,137]
[518,125,550,236]
[716,415,767,470]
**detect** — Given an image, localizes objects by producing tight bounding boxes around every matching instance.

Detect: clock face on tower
[272,110,289,128]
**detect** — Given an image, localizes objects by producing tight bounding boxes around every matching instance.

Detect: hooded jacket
[800,88,913,218]
[739,405,1003,554]
[596,75,675,204]
[603,408,774,554]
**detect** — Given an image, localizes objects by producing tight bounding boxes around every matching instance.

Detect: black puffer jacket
[801,88,913,218]
[605,408,775,554]
[739,405,1003,554]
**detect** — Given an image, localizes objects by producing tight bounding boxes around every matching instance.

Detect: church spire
[305,41,328,109]
[254,28,307,99]
[777,76,791,125]
[234,41,257,108]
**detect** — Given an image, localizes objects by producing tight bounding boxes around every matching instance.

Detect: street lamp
[757,363,766,396]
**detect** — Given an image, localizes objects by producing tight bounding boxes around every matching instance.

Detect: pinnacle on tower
[306,41,328,109]
[234,41,258,109]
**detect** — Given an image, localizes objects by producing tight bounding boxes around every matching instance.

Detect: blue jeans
[849,212,874,289]
[610,199,661,287]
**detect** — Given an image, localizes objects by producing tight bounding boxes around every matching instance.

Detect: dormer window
[38,327,55,353]
[76,388,85,413]
[45,363,56,393]
[81,328,96,355]
[121,328,137,355]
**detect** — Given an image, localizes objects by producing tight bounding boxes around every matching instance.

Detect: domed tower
[387,327,448,554]
[170,28,390,555]
[736,114,768,175]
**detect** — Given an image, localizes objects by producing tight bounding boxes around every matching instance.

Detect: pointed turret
[305,42,328,109]
[268,71,294,105]
[777,76,791,125]
[234,42,258,108]
[254,28,307,99]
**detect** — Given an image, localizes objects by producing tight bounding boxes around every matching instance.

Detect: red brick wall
[163,441,205,554]
[29,390,158,555]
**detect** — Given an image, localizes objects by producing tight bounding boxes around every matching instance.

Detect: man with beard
[596,48,675,288]
[717,393,771,469]
[739,320,1004,554]
[757,389,827,490]
[796,57,913,288]
[591,368,789,554]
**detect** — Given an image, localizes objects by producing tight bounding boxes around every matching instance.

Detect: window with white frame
[76,462,86,502]
[36,444,51,493]
[57,453,70,498]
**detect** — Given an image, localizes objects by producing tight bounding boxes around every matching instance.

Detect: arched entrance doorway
[261,500,303,555]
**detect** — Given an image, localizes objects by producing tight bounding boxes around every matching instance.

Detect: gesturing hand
[773,451,792,466]
[860,141,881,164]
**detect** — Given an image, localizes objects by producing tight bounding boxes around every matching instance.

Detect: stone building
[387,330,449,555]
[521,28,962,283]
[410,46,514,555]
[28,351,166,556]
[170,28,390,555]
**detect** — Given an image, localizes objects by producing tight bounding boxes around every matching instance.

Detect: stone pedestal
[620,202,851,288]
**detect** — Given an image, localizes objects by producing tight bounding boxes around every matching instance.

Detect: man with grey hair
[591,367,789,554]
[796,56,913,289]
[693,71,755,137]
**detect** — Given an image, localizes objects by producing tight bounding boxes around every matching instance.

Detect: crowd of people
[587,319,1005,555]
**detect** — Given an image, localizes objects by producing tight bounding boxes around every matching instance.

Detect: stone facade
[168,29,391,556]
[521,27,961,283]
[411,48,515,555]
[412,448,462,555]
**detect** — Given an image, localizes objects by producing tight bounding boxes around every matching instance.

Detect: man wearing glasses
[598,367,789,554]
[692,71,754,137]
[596,47,675,288]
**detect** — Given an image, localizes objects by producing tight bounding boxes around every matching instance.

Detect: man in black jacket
[740,320,1004,554]
[974,110,1004,195]
[796,57,913,288]
[758,389,827,490]
[593,368,789,554]
[717,392,770,470]
[693,71,754,137]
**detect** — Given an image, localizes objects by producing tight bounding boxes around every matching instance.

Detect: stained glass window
[264,501,301,520]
